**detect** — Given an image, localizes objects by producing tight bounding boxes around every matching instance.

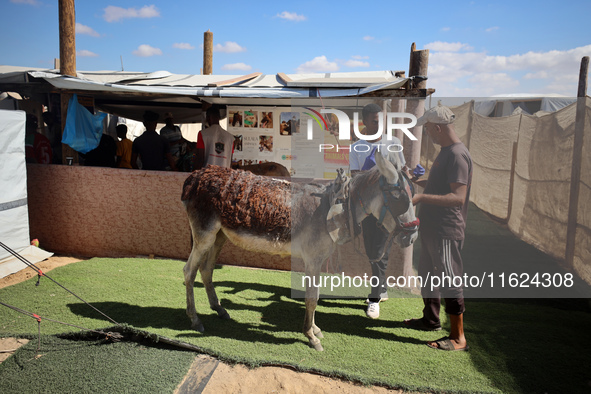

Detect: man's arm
[412,182,467,207]
[194,132,206,170]
[194,148,205,169]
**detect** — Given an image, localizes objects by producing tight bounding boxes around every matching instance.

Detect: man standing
[403,104,472,352]
[349,103,405,319]
[131,111,177,171]
[25,113,53,164]
[159,112,184,167]
[195,106,234,169]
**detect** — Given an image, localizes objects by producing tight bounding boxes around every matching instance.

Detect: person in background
[403,104,472,352]
[159,112,184,168]
[178,141,197,172]
[194,106,235,169]
[42,111,62,164]
[115,124,133,169]
[349,103,405,320]
[83,133,117,168]
[25,113,53,164]
[131,110,177,171]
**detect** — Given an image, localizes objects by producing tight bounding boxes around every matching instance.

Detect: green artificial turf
[0,334,195,394]
[1,257,590,393]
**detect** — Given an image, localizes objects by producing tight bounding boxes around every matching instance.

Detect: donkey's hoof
[308,340,324,352]
[314,330,324,339]
[218,310,231,320]
[191,322,205,332]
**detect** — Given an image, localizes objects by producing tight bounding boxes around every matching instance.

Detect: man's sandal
[427,337,469,351]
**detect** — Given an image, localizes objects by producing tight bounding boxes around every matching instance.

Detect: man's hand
[412,183,467,207]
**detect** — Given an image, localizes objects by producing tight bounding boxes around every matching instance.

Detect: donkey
[181,152,418,351]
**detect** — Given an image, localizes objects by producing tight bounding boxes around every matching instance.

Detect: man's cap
[164,112,173,119]
[362,103,382,119]
[416,104,455,126]
[143,110,159,122]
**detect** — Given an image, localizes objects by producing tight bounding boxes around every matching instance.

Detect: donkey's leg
[200,230,230,319]
[303,261,323,351]
[183,227,219,332]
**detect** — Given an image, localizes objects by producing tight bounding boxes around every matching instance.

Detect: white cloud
[296,56,339,74]
[344,59,370,68]
[427,44,591,96]
[76,23,100,37]
[132,44,162,57]
[276,11,306,21]
[441,27,451,32]
[221,63,252,71]
[363,36,375,41]
[352,55,369,60]
[103,5,160,22]
[524,71,549,79]
[173,43,195,50]
[77,50,99,58]
[213,42,246,53]
[425,41,473,52]
[486,26,500,32]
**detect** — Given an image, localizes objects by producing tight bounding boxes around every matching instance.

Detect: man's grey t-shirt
[418,142,472,240]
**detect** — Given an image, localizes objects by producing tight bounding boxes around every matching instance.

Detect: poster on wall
[226,106,353,179]
[227,106,291,171]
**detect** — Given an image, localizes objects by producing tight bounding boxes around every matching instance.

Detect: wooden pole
[405,43,429,168]
[565,56,589,267]
[58,0,78,164]
[203,30,213,75]
[58,0,76,78]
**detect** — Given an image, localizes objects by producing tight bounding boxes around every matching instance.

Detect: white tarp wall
[0,110,52,278]
[420,99,591,286]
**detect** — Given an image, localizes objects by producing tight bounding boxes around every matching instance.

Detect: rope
[0,301,112,337]
[0,241,119,325]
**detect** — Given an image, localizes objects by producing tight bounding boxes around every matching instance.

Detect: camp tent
[0,66,416,123]
[0,109,52,278]
[474,94,576,117]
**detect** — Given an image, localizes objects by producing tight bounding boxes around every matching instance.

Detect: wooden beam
[565,56,589,267]
[207,72,262,87]
[359,88,435,98]
[277,72,293,84]
[203,30,213,75]
[58,0,77,165]
[58,0,76,77]
[407,44,430,170]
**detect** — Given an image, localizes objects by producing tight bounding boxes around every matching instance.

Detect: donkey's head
[372,152,419,248]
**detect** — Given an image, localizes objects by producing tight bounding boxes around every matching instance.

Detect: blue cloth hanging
[61,94,107,154]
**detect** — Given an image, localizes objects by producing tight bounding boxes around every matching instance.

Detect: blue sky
[2,0,591,96]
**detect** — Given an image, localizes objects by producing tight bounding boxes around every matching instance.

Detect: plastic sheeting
[62,94,107,154]
[421,99,591,285]
[0,110,29,261]
[0,110,53,279]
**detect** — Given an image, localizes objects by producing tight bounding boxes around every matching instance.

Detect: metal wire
[0,241,119,325]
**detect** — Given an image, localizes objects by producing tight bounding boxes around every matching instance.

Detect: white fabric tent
[0,109,52,278]
[474,94,576,117]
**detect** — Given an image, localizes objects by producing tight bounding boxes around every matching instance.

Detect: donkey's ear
[375,152,399,184]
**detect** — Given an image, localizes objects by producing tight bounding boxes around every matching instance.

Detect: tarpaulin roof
[0,66,417,122]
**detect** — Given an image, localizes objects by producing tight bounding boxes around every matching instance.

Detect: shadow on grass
[67,278,425,349]
[443,205,591,393]
[463,298,591,393]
